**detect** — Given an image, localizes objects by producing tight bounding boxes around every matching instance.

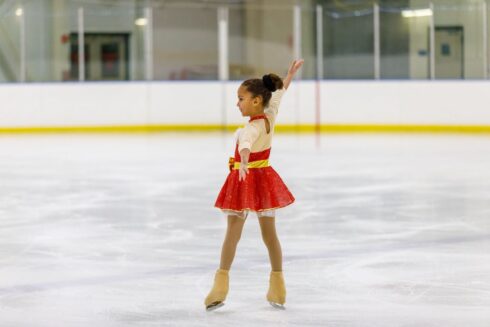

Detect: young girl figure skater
[205,59,304,311]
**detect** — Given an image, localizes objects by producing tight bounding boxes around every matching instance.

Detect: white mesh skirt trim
[222,209,276,219]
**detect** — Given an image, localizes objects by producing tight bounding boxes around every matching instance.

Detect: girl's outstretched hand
[284,59,304,89]
[238,164,249,182]
[288,59,304,77]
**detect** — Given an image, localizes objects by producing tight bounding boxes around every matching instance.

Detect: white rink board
[1,81,490,127]
[322,81,490,125]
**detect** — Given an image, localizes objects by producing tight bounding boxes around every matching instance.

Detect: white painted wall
[1,81,490,128]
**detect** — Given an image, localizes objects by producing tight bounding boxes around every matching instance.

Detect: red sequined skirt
[215,147,295,212]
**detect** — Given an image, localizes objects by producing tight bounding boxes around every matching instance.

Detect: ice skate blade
[269,301,286,310]
[206,301,224,311]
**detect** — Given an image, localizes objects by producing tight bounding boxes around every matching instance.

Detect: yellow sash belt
[233,159,269,170]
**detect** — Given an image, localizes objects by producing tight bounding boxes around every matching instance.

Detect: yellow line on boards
[0,125,237,134]
[276,124,490,134]
[1,124,490,134]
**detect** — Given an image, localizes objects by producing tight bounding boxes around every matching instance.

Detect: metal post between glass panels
[78,7,84,82]
[373,3,380,80]
[429,2,435,80]
[316,4,323,80]
[19,7,26,82]
[315,4,323,134]
[218,6,229,81]
[144,7,153,81]
[218,6,229,128]
[293,5,302,78]
[293,5,301,127]
[483,1,488,79]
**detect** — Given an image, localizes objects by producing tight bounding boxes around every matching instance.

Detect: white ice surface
[0,133,489,327]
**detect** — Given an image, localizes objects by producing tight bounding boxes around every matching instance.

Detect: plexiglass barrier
[0,0,489,82]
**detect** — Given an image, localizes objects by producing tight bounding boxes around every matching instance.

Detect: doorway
[434,26,464,79]
[70,33,130,81]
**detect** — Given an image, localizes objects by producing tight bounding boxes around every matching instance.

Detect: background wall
[1,81,490,130]
[4,0,490,82]
[409,0,487,79]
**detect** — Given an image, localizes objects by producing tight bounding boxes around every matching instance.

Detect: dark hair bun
[241,73,284,107]
[262,74,276,92]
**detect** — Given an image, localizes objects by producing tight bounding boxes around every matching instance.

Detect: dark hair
[241,73,283,107]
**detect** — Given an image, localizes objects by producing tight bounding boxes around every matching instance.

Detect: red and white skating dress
[215,88,295,214]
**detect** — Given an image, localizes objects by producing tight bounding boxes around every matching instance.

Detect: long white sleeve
[264,88,286,124]
[238,123,261,152]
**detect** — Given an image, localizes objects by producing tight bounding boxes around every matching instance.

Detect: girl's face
[237,85,262,117]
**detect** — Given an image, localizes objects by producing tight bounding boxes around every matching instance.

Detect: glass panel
[403,2,431,79]
[323,3,375,79]
[301,6,317,80]
[229,4,293,81]
[153,3,218,80]
[0,6,21,82]
[132,5,146,81]
[380,6,410,79]
[2,0,489,83]
[24,2,74,82]
[228,6,246,80]
[73,2,136,81]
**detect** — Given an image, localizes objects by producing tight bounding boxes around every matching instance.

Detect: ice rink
[0,132,489,327]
